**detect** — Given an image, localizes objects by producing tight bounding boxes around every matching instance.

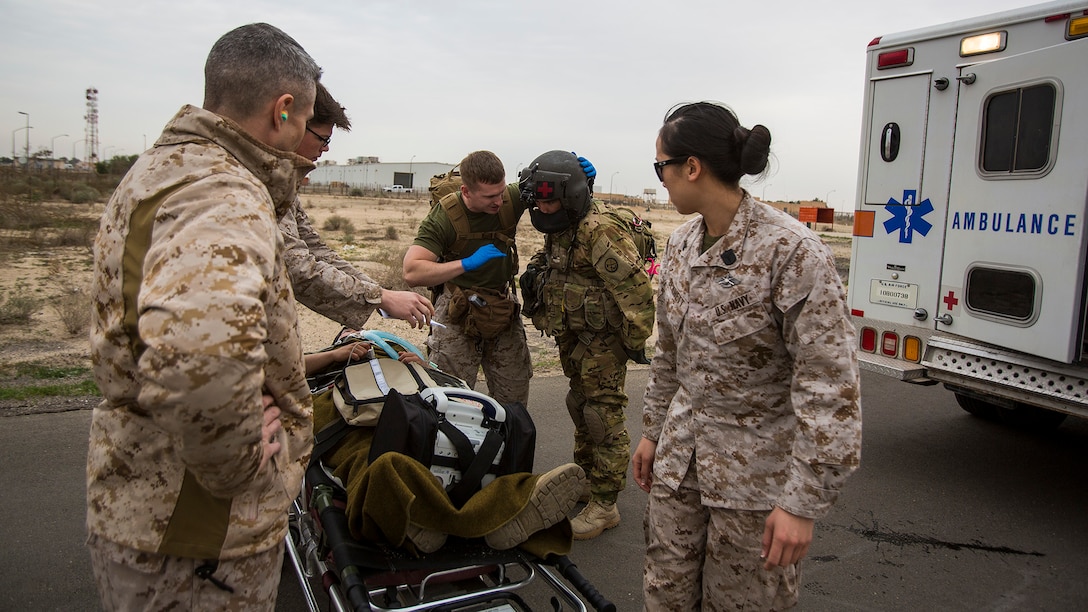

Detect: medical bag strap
[311,420,352,468]
[441,422,505,507]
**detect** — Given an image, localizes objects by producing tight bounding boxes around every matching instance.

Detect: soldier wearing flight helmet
[520,150,655,539]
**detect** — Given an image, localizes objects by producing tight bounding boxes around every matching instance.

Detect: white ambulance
[848,1,1088,429]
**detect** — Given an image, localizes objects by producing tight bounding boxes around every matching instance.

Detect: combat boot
[405,523,447,554]
[570,500,620,540]
[485,463,586,550]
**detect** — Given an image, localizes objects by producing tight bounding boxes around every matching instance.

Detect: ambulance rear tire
[996,403,1067,431]
[954,393,999,421]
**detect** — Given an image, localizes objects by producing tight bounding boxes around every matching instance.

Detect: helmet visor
[520,169,572,206]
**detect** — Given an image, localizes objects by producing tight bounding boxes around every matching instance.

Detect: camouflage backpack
[428,166,462,207]
[604,205,658,273]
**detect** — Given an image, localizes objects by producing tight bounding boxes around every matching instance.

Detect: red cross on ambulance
[940,286,961,315]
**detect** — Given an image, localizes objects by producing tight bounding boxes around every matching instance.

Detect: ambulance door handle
[935,314,953,325]
[957,73,976,85]
[913,308,929,321]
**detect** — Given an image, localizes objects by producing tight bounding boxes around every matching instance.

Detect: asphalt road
[2,370,1087,611]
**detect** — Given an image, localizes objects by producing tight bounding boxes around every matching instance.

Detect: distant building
[307,158,456,192]
[767,199,829,217]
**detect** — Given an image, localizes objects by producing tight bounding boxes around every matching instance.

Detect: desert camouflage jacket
[88,105,314,559]
[530,201,655,351]
[280,197,382,329]
[643,193,861,518]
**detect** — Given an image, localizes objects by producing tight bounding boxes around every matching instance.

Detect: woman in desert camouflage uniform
[632,101,863,610]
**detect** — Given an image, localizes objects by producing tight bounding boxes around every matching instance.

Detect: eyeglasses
[306,126,332,147]
[653,156,689,181]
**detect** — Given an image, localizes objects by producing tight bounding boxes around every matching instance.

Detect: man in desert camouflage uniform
[281,82,434,330]
[633,101,861,610]
[519,150,655,540]
[87,23,319,611]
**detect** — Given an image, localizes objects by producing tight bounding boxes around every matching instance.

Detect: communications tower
[84,87,99,163]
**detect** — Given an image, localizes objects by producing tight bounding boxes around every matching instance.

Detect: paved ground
[4,370,1088,611]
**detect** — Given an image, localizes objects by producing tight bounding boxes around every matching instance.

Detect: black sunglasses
[306,126,332,147]
[653,156,689,181]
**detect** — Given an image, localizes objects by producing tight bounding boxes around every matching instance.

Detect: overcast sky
[0,0,1043,209]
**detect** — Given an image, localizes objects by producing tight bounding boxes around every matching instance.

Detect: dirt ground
[0,193,852,411]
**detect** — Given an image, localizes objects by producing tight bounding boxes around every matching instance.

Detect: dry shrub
[55,225,96,249]
[70,186,100,204]
[369,246,413,291]
[0,282,40,325]
[323,215,355,233]
[52,289,92,336]
[384,225,399,241]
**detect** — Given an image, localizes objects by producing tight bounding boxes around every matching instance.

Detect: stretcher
[284,331,616,611]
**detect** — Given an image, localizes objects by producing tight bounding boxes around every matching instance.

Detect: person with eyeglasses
[632,101,862,610]
[279,82,435,332]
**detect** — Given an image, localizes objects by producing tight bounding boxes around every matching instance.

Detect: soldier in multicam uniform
[632,102,862,610]
[519,150,655,540]
[87,24,320,611]
[402,150,595,407]
[281,82,434,330]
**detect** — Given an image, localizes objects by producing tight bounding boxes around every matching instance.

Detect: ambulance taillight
[860,327,877,353]
[881,332,899,357]
[877,48,913,69]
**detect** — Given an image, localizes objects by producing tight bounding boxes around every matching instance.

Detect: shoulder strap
[440,192,472,256]
[311,419,352,468]
[439,188,519,258]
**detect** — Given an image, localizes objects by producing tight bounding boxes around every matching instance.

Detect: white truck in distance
[384,185,411,193]
[848,1,1088,430]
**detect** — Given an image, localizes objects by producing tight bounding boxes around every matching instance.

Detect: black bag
[369,387,537,507]
[365,389,440,468]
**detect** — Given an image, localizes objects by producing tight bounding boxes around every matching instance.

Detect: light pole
[762,183,773,201]
[17,111,29,169]
[51,134,69,161]
[824,189,836,207]
[609,171,620,202]
[409,155,416,189]
[11,127,29,163]
[72,139,86,166]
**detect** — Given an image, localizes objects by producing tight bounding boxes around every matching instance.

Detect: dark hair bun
[738,124,771,175]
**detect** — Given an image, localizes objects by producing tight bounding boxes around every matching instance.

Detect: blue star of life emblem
[883,189,933,244]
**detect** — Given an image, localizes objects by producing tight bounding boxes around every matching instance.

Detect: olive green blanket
[313,391,572,557]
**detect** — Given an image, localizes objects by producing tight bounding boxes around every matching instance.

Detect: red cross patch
[535,181,555,199]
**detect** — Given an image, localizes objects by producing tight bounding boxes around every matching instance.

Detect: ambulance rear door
[938,38,1088,363]
[850,68,951,330]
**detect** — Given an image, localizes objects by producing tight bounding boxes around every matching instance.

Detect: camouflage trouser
[427,291,532,407]
[643,458,800,611]
[556,331,630,505]
[88,534,284,611]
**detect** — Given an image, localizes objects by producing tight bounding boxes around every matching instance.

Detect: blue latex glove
[461,244,506,272]
[572,152,597,179]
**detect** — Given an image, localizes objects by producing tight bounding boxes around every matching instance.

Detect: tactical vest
[437,187,520,263]
[534,210,627,336]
